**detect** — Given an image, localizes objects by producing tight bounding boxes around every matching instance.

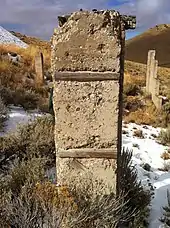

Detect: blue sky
[0,0,170,40]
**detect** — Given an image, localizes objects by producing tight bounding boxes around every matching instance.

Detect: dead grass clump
[124,72,146,88]
[161,151,170,160]
[158,128,170,145]
[124,105,158,125]
[133,129,144,138]
[11,88,39,110]
[124,96,144,112]
[159,102,170,127]
[124,83,140,96]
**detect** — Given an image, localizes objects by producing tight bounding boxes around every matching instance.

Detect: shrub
[160,102,170,127]
[11,88,39,110]
[119,148,152,227]
[0,156,136,228]
[0,115,55,172]
[0,85,49,112]
[0,147,152,228]
[160,189,170,226]
[0,96,8,130]
[124,96,144,112]
[124,83,140,96]
[0,86,13,105]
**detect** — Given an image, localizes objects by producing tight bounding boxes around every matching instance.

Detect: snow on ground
[1,107,170,227]
[0,105,42,136]
[0,26,28,48]
[122,122,170,228]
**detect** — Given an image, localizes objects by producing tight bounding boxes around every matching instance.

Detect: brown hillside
[10,31,51,52]
[125,24,170,67]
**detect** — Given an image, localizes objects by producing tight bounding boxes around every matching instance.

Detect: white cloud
[1,0,170,39]
[0,0,108,39]
[117,0,170,31]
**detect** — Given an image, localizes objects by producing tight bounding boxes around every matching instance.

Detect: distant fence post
[146,50,162,110]
[35,52,44,88]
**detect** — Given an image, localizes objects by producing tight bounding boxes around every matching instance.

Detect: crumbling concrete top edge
[58,9,136,30]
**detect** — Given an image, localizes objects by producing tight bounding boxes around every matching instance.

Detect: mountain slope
[0,26,28,48]
[125,24,170,67]
[10,31,51,51]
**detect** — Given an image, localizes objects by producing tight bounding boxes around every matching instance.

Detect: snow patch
[0,105,43,136]
[122,122,170,228]
[0,26,28,48]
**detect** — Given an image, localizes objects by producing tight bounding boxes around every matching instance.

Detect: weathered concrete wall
[52,11,121,72]
[54,80,119,150]
[146,50,162,110]
[51,10,125,189]
[34,52,44,87]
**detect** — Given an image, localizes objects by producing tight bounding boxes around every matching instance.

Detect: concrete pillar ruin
[34,51,44,88]
[51,10,136,192]
[146,50,162,110]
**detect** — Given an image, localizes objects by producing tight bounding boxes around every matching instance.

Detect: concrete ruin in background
[34,51,44,88]
[51,10,136,192]
[146,50,163,110]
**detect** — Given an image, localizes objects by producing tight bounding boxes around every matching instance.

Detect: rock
[7,52,21,64]
[142,163,151,172]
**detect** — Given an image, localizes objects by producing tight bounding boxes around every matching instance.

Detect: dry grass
[124,96,144,112]
[123,61,170,127]
[158,128,170,146]
[161,151,170,160]
[124,102,159,126]
[124,70,146,87]
[0,44,51,111]
[133,129,144,138]
[0,44,50,70]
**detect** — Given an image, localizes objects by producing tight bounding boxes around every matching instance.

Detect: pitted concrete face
[54,80,119,150]
[52,10,122,72]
